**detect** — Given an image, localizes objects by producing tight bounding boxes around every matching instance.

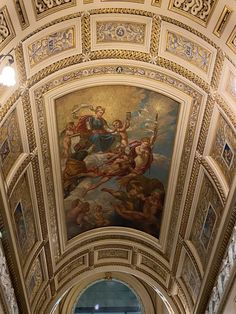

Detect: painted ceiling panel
[0,1,235,314]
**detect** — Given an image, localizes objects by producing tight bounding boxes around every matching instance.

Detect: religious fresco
[26,255,44,303]
[10,173,37,264]
[55,85,179,240]
[181,254,201,302]
[211,115,236,187]
[190,175,223,269]
[0,109,23,178]
[200,203,217,251]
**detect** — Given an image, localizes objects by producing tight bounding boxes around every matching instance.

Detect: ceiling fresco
[55,85,179,239]
[0,1,235,314]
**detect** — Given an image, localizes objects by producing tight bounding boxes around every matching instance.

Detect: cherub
[93,205,110,227]
[62,121,75,158]
[112,118,130,147]
[66,199,90,226]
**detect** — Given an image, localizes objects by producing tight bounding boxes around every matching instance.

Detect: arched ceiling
[0,1,236,314]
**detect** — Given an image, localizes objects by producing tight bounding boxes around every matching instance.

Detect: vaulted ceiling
[0,1,236,314]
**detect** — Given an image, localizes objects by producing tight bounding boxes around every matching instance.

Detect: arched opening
[73,279,143,314]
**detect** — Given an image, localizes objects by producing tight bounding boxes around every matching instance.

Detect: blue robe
[88,116,114,152]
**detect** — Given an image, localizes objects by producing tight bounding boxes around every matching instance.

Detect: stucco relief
[190,175,223,269]
[26,256,43,302]
[227,26,236,54]
[169,0,217,25]
[166,31,211,73]
[181,254,201,302]
[96,21,145,44]
[0,109,23,178]
[211,115,236,187]
[14,0,29,30]
[0,6,15,51]
[27,27,75,67]
[0,242,19,314]
[9,173,37,265]
[33,0,75,17]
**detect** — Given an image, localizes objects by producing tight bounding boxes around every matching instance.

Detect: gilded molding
[197,95,215,154]
[167,95,203,259]
[31,156,49,239]
[21,91,37,152]
[150,14,161,56]
[227,26,236,54]
[81,12,91,53]
[13,0,29,30]
[15,43,27,86]
[211,49,224,89]
[213,6,232,38]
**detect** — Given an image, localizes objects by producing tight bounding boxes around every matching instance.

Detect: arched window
[73,279,143,314]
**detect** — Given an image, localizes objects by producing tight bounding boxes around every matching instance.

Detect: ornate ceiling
[0,1,235,314]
